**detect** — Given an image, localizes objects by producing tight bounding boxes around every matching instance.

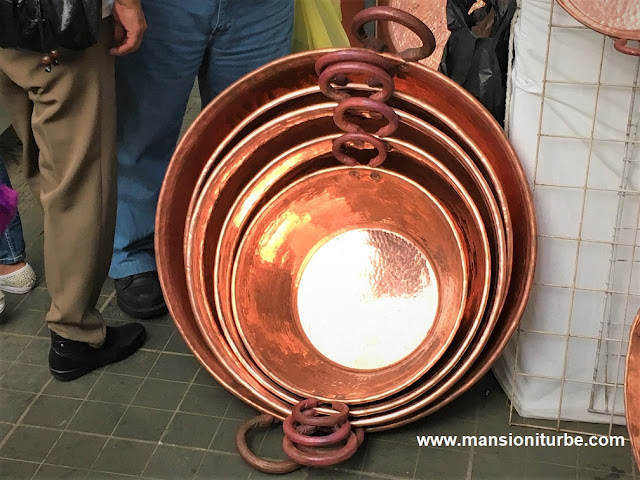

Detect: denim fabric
[0,157,25,264]
[109,0,294,278]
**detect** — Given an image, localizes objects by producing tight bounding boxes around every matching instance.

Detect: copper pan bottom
[157,49,536,428]
[626,310,640,470]
[209,106,500,414]
[232,165,468,403]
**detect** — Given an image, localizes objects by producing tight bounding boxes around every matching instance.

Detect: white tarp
[493,0,640,424]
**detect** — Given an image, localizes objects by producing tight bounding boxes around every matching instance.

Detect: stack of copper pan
[155,5,536,462]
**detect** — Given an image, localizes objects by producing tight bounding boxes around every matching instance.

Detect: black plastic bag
[439,0,517,125]
[0,0,101,53]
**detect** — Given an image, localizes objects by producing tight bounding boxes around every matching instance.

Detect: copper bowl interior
[207,110,498,413]
[231,165,468,403]
[156,49,536,429]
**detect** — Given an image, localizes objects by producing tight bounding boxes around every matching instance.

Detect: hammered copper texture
[377,0,450,70]
[626,311,640,470]
[558,0,640,40]
[231,166,467,403]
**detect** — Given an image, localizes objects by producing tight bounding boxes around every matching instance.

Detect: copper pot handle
[319,61,395,102]
[292,398,349,427]
[332,132,388,168]
[614,38,640,56]
[282,430,360,467]
[235,414,302,475]
[283,415,351,447]
[333,97,399,137]
[351,6,436,62]
[315,49,403,77]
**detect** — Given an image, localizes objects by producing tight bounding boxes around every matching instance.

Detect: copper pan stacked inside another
[155,48,537,429]
[200,106,502,418]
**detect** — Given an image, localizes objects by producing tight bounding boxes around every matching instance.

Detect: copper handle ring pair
[352,6,436,62]
[614,38,640,56]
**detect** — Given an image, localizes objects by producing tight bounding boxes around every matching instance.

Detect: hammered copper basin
[207,109,497,412]
[231,166,467,403]
[156,48,536,428]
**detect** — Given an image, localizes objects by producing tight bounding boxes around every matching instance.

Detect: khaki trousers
[0,19,117,346]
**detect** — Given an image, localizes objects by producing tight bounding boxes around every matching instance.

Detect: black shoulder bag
[0,0,102,71]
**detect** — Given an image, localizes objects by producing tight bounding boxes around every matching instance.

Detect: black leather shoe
[114,271,167,319]
[49,323,146,381]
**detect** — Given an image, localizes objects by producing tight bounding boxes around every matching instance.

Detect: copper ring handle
[333,97,399,137]
[292,399,349,427]
[296,427,365,455]
[235,414,302,474]
[351,6,436,62]
[319,62,395,102]
[283,415,351,447]
[282,431,359,467]
[332,133,388,168]
[315,49,403,76]
[614,38,640,56]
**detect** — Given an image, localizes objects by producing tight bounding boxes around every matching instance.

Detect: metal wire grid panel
[506,0,640,438]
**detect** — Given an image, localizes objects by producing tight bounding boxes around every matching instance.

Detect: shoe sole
[49,330,147,382]
[0,284,35,294]
[116,295,168,320]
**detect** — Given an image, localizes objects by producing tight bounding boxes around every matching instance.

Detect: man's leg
[0,19,145,380]
[198,0,294,106]
[111,0,218,318]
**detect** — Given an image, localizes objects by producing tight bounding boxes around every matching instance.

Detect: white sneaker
[0,263,36,294]
[0,290,5,314]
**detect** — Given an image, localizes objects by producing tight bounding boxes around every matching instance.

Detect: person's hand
[110,0,147,56]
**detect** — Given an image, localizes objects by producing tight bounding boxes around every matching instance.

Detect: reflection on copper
[297,228,438,370]
[231,166,467,403]
[156,48,536,429]
[376,0,450,70]
[625,310,640,470]
[558,0,640,39]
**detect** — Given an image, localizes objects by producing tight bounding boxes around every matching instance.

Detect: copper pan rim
[625,310,640,470]
[557,0,640,41]
[229,163,470,403]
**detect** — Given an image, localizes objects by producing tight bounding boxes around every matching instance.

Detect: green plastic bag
[292,0,351,52]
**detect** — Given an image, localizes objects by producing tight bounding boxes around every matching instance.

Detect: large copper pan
[232,164,468,403]
[156,49,536,427]
[557,0,640,56]
[207,107,501,413]
[626,310,640,469]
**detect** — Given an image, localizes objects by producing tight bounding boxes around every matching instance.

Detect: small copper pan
[231,164,468,403]
[557,0,640,56]
[209,106,501,414]
[625,310,640,469]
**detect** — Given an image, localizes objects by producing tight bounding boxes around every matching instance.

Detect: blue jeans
[0,157,25,265]
[110,0,294,278]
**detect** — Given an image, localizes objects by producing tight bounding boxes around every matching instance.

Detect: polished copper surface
[156,48,536,427]
[557,0,640,55]
[626,310,640,470]
[232,165,468,403]
[207,108,497,414]
[376,0,450,70]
